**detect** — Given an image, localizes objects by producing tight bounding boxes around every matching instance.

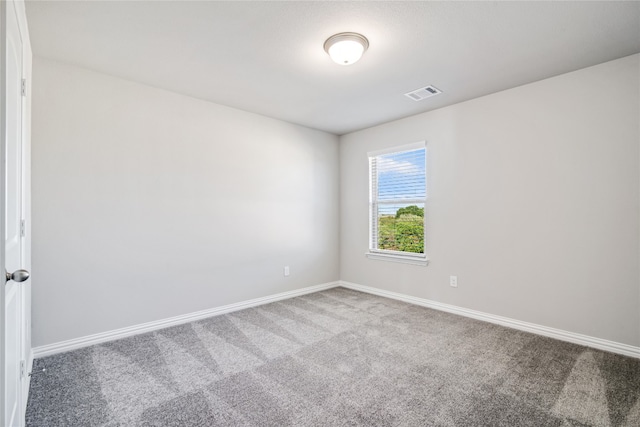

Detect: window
[367,142,427,265]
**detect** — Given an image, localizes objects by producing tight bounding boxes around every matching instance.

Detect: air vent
[404,85,442,101]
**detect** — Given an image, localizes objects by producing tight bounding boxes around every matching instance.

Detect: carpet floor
[26,287,640,426]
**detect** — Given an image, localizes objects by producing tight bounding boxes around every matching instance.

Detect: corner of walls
[30,53,640,356]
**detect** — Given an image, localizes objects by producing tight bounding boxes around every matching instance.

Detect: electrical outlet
[449,275,458,287]
[284,266,290,277]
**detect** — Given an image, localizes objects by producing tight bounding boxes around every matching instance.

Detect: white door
[3,1,28,426]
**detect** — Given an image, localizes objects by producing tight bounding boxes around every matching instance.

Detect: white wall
[31,57,339,347]
[340,54,640,347]
[32,53,640,350]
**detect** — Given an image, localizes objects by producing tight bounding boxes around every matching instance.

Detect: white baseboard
[32,279,640,360]
[339,280,640,359]
[32,281,340,358]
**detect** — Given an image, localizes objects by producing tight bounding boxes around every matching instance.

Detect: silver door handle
[6,269,29,283]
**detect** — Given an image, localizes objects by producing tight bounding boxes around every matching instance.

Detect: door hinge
[21,78,26,97]
[20,219,25,237]
[20,360,25,379]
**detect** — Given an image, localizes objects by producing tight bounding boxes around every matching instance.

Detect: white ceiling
[25,1,640,135]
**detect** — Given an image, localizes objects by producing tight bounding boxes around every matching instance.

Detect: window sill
[365,251,429,266]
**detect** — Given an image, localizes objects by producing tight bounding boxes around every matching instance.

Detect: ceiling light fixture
[324,32,369,66]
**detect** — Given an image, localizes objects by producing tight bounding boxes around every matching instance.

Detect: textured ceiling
[25,1,640,135]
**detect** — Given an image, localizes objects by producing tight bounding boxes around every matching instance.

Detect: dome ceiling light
[324,32,369,66]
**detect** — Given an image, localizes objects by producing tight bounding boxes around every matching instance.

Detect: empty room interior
[1,1,640,426]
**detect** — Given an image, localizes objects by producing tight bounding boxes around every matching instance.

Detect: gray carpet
[26,287,640,426]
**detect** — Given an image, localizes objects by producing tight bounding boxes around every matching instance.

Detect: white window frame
[366,141,428,266]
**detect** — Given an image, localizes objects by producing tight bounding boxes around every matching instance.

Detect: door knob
[6,269,29,283]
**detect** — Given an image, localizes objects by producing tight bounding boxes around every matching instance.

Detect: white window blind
[369,142,426,258]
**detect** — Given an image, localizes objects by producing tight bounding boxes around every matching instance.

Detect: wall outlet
[284,266,290,277]
[449,275,458,287]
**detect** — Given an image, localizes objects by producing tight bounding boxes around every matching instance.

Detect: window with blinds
[368,142,426,261]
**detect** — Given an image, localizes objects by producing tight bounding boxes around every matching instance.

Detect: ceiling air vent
[404,85,442,101]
